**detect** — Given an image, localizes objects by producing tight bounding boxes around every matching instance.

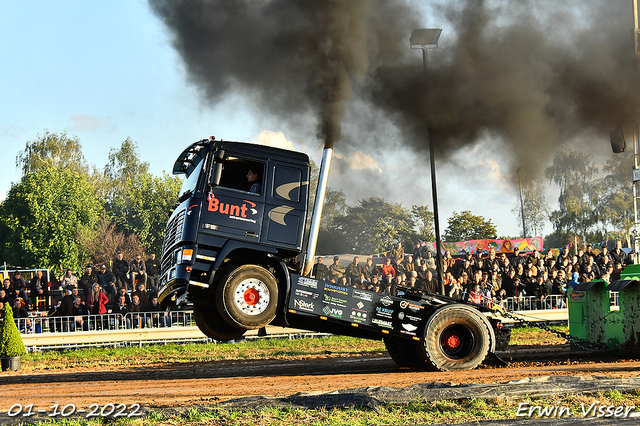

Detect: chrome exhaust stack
[302,147,333,276]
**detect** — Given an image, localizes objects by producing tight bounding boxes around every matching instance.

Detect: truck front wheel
[194,303,246,341]
[423,305,491,371]
[216,265,279,329]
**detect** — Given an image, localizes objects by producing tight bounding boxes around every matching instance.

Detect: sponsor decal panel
[380,296,394,307]
[375,306,394,319]
[294,288,319,299]
[207,194,258,223]
[322,305,343,318]
[323,294,348,308]
[400,323,418,336]
[399,300,425,312]
[398,311,422,322]
[293,299,315,312]
[350,309,368,323]
[352,289,373,301]
[372,318,394,329]
[297,276,318,290]
[324,283,349,295]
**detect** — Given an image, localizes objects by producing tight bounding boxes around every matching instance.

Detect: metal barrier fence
[16,311,195,335]
[499,291,619,312]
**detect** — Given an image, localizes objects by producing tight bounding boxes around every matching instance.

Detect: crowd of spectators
[312,240,634,310]
[0,252,165,332]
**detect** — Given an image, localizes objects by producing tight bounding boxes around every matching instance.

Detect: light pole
[410,28,445,295]
[516,167,527,238]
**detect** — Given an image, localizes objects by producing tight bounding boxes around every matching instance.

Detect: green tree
[444,210,497,242]
[512,180,550,238]
[0,168,103,270]
[411,205,435,242]
[77,215,145,265]
[332,197,415,254]
[15,130,88,176]
[109,171,181,255]
[545,150,600,244]
[599,153,634,246]
[103,137,150,202]
[0,303,26,357]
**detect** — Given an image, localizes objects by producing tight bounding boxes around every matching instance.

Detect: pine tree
[0,303,27,357]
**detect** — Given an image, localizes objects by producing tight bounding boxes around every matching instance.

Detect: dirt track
[2,348,640,413]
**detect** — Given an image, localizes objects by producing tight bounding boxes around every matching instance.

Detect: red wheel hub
[443,333,461,350]
[243,288,260,306]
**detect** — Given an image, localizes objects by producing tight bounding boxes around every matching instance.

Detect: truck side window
[217,156,264,195]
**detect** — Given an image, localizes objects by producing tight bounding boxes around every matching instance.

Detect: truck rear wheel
[216,265,279,329]
[194,303,246,341]
[422,305,491,371]
[383,335,421,368]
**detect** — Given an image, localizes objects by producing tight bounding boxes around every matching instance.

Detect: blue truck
[157,137,510,371]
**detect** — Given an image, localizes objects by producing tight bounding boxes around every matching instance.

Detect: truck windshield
[177,159,204,200]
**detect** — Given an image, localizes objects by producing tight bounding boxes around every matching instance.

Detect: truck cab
[159,137,310,340]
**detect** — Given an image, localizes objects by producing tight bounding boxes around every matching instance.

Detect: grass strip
[19,326,570,371]
[18,389,640,425]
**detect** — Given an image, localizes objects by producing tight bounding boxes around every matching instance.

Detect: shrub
[0,303,27,357]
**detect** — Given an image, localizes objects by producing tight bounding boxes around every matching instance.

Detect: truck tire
[194,303,246,341]
[422,305,491,371]
[216,265,279,329]
[383,335,420,368]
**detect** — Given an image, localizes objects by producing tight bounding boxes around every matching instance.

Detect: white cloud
[334,150,383,173]
[69,114,116,132]
[251,130,296,151]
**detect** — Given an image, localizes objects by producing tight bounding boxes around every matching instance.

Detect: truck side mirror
[210,163,223,186]
[209,149,225,187]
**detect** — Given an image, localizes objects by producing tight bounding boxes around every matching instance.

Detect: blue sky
[4,1,618,241]
[1,1,265,187]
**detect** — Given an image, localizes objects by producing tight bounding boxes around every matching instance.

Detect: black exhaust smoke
[149,0,638,180]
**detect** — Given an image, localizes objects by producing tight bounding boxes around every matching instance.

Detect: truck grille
[161,208,185,269]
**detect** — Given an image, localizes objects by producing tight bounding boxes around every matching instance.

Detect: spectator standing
[97,265,117,299]
[112,253,129,290]
[79,266,97,305]
[0,289,14,306]
[116,287,131,305]
[362,257,376,281]
[129,294,143,328]
[345,257,362,286]
[112,295,131,328]
[597,247,612,269]
[88,283,109,315]
[626,251,635,266]
[328,256,346,281]
[145,296,169,327]
[73,296,89,331]
[419,270,438,293]
[390,242,404,266]
[62,269,78,289]
[610,240,625,266]
[423,251,436,272]
[29,270,50,310]
[312,257,328,281]
[510,248,527,270]
[133,282,150,307]
[2,279,17,304]
[146,254,160,293]
[130,255,147,289]
[12,298,31,333]
[381,257,396,278]
[11,271,29,306]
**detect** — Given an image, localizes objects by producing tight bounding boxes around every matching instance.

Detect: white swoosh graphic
[268,205,295,226]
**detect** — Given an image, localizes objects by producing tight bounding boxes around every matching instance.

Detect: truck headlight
[177,248,194,263]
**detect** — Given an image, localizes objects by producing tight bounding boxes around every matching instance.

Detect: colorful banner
[424,237,543,255]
